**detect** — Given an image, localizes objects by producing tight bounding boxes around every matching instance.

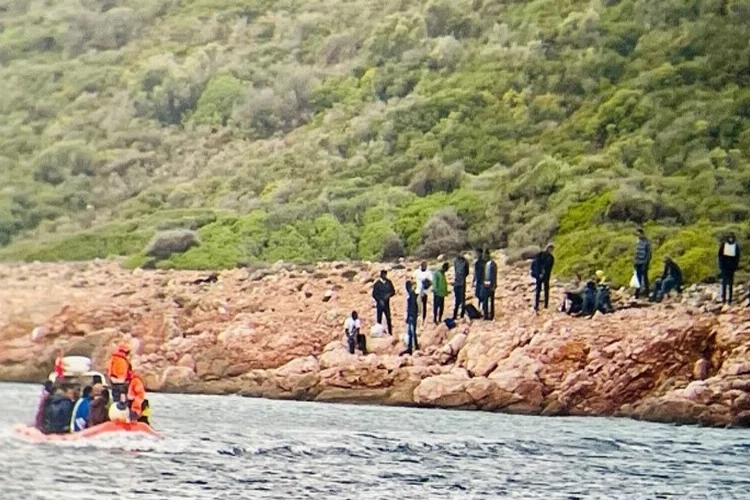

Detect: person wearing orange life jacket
[107,343,133,402]
[127,373,150,425]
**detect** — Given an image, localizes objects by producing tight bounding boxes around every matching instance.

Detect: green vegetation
[1,0,750,285]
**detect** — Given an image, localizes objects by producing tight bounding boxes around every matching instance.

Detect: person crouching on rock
[401,280,420,356]
[345,311,367,355]
[108,342,133,401]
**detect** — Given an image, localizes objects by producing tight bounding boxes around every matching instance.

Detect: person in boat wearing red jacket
[127,372,150,425]
[107,343,133,401]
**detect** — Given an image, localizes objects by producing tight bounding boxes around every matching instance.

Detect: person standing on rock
[531,243,555,312]
[414,261,432,325]
[718,232,741,304]
[432,262,449,324]
[453,252,469,319]
[372,270,395,335]
[481,249,498,320]
[472,248,486,308]
[634,228,652,299]
[402,280,420,355]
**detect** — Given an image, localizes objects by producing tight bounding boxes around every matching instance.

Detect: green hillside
[1,0,749,285]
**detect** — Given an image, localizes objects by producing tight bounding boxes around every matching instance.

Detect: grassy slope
[0,0,749,285]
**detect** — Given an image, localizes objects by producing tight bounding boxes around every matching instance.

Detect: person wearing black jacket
[651,257,682,302]
[453,253,469,319]
[472,248,485,308]
[372,270,395,335]
[718,233,741,304]
[531,243,555,311]
[43,385,76,434]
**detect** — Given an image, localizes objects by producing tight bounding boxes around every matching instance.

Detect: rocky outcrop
[1,259,749,427]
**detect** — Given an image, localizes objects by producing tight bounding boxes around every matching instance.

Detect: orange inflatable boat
[11,421,162,443]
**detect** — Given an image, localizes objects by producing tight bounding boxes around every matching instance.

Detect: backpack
[465,304,482,320]
[530,256,540,279]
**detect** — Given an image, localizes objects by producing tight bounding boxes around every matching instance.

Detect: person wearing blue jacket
[70,385,92,432]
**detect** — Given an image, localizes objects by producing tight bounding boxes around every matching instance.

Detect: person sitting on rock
[70,385,92,432]
[650,257,683,303]
[108,342,133,401]
[401,280,420,356]
[344,311,367,355]
[577,281,598,317]
[595,283,615,314]
[89,384,110,427]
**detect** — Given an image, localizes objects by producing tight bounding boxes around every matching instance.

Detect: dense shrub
[144,229,200,259]
[416,208,468,258]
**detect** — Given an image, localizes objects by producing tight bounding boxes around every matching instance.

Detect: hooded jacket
[453,256,469,286]
[634,237,651,265]
[108,346,132,383]
[432,269,448,297]
[127,376,147,417]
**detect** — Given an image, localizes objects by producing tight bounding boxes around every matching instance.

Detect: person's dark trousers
[721,269,735,304]
[376,301,393,335]
[475,285,483,308]
[634,263,650,298]
[356,333,368,355]
[534,277,550,310]
[433,295,445,323]
[481,287,495,320]
[453,285,466,319]
[406,321,419,352]
[346,335,356,354]
[112,383,128,402]
[420,294,428,323]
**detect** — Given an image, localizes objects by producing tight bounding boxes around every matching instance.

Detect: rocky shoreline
[1,259,749,427]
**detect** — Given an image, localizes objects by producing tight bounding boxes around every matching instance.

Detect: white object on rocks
[370,324,385,338]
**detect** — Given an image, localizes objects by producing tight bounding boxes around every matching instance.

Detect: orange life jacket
[127,376,146,416]
[107,349,132,383]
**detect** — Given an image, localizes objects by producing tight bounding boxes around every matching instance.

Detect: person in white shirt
[344,311,367,355]
[718,232,741,304]
[414,261,432,324]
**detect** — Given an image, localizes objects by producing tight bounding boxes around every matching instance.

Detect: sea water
[1,382,749,499]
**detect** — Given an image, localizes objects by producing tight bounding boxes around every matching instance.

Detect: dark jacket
[718,241,741,273]
[34,392,50,430]
[662,260,683,290]
[473,258,485,290]
[453,257,469,286]
[372,278,395,304]
[483,260,498,291]
[531,251,555,280]
[88,395,110,427]
[634,237,651,265]
[43,395,74,434]
[406,287,419,324]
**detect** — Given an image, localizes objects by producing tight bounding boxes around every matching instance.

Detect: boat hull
[11,421,161,442]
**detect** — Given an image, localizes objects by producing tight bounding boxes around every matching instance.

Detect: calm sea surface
[1,382,749,499]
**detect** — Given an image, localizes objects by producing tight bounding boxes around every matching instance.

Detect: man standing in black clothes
[531,243,555,312]
[481,249,498,320]
[453,252,469,319]
[718,232,740,305]
[634,228,651,299]
[372,270,395,334]
[472,248,486,308]
[401,280,420,356]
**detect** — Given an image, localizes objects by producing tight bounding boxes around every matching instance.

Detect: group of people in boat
[34,343,150,434]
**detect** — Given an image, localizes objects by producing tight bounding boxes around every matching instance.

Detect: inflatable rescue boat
[13,356,161,442]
